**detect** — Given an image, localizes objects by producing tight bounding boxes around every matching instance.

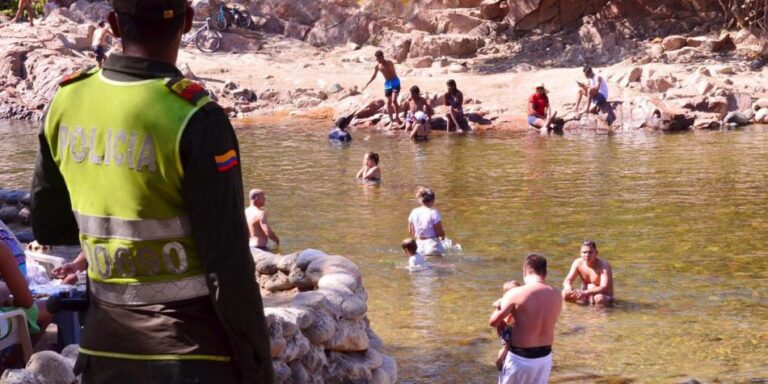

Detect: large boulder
[306,8,372,47]
[643,72,677,93]
[479,0,510,20]
[756,108,768,124]
[662,35,687,51]
[0,370,39,384]
[438,12,485,34]
[385,35,412,63]
[408,34,484,58]
[24,351,74,384]
[706,33,735,53]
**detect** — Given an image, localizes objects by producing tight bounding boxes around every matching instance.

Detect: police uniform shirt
[30,54,269,364]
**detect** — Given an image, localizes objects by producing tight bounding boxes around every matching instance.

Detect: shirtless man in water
[245,189,280,251]
[489,254,562,384]
[363,50,403,127]
[91,21,113,68]
[562,240,614,306]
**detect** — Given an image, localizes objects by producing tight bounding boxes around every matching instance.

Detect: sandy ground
[178,33,768,130]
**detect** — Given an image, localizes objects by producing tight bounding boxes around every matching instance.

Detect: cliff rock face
[504,0,723,33]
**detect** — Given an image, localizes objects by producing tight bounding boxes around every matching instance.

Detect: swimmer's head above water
[365,152,379,166]
[402,238,417,255]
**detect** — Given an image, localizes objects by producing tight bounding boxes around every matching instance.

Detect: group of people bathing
[242,164,613,384]
[526,65,611,133]
[489,240,614,383]
[330,50,470,142]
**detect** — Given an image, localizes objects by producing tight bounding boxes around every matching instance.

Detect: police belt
[90,275,209,306]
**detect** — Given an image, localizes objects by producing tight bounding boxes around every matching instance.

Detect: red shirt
[529,93,549,116]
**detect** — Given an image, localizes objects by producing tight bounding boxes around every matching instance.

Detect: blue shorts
[592,92,607,106]
[384,77,401,97]
[527,115,542,126]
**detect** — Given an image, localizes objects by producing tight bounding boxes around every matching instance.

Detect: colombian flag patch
[215,149,239,172]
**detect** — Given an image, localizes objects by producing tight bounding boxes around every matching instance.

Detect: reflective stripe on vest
[90,274,209,305]
[74,211,191,241]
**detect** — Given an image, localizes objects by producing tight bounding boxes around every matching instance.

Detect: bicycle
[231,6,253,29]
[181,18,222,53]
[211,3,252,31]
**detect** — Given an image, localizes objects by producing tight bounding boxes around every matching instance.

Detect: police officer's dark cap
[111,0,187,19]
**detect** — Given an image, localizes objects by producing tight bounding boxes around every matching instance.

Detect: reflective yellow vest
[44,68,211,307]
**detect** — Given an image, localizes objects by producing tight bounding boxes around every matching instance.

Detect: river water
[2,119,767,383]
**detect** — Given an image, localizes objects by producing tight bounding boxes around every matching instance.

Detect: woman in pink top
[408,187,446,256]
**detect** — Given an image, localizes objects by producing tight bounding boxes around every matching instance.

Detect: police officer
[30,0,273,382]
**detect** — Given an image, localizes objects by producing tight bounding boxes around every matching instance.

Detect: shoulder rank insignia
[59,66,98,86]
[166,77,209,105]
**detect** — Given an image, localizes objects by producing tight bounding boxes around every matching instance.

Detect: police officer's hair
[116,12,186,47]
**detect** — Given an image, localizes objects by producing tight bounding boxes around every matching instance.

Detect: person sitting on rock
[245,189,280,251]
[0,227,52,357]
[362,50,403,128]
[575,66,609,116]
[444,79,469,132]
[402,238,426,271]
[0,220,27,277]
[328,115,352,142]
[528,82,558,132]
[408,187,445,256]
[404,86,433,140]
[562,240,614,306]
[356,152,381,182]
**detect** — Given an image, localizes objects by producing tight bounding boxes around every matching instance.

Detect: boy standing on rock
[91,21,113,68]
[363,50,403,128]
[11,0,36,26]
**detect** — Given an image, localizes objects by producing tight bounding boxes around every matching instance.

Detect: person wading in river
[562,240,614,306]
[31,0,272,381]
[489,254,562,384]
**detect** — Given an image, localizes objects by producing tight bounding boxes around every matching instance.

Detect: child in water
[356,152,381,182]
[493,279,521,371]
[408,187,445,256]
[402,238,426,270]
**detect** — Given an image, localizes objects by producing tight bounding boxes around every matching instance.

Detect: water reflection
[3,119,768,383]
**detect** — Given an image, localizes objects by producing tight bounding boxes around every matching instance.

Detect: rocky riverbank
[1,0,767,132]
[0,246,397,384]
